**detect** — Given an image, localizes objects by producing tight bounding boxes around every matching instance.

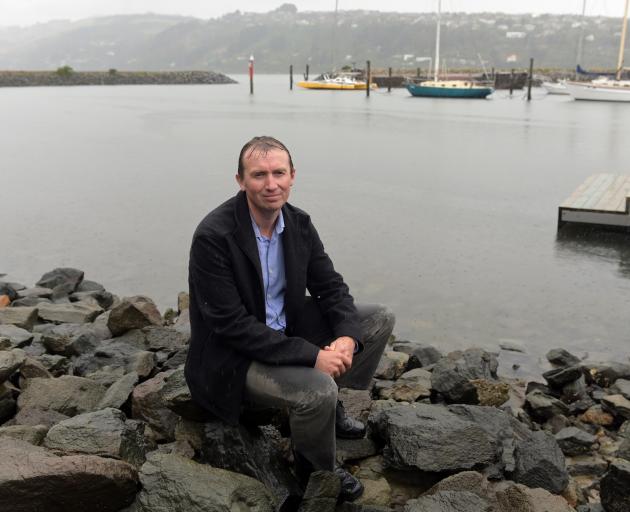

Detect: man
[185,136,394,502]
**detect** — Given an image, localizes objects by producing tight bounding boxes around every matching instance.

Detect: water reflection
[556,225,630,279]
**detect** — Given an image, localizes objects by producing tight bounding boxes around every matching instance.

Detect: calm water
[3,74,630,376]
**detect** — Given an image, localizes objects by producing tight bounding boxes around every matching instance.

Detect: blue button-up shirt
[251,212,287,331]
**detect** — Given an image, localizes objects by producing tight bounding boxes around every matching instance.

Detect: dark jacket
[185,191,362,425]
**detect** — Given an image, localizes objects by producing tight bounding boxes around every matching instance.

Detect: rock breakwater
[0,70,236,87]
[1,268,629,511]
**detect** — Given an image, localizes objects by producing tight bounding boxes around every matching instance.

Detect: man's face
[236,148,295,217]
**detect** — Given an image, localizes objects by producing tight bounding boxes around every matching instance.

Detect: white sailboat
[566,0,630,102]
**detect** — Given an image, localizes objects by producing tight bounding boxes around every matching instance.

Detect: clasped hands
[315,336,355,378]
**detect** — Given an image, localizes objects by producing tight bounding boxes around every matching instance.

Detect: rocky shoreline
[1,268,629,511]
[0,70,236,87]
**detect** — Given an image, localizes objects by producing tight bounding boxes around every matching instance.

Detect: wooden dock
[558,174,630,230]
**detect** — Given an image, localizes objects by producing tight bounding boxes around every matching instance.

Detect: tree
[56,65,74,78]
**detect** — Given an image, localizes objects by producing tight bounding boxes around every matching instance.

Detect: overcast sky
[0,0,623,27]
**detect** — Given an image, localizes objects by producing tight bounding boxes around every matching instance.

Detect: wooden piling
[527,58,534,101]
[366,60,371,98]
[290,64,293,90]
[388,67,392,93]
[249,55,254,95]
[305,64,310,81]
[509,68,514,96]
[416,67,421,78]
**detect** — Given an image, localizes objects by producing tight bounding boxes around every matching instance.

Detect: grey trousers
[244,302,395,471]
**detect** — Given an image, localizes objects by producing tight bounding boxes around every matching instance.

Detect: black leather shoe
[335,400,366,439]
[334,466,364,502]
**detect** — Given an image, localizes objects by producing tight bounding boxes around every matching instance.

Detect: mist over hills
[0,4,625,73]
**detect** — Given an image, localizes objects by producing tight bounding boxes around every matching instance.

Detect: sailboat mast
[434,0,442,82]
[331,0,339,73]
[616,0,629,80]
[576,0,587,77]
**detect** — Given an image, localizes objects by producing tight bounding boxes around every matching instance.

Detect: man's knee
[295,371,337,411]
[358,303,395,343]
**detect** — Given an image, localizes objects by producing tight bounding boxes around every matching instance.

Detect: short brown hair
[237,136,295,178]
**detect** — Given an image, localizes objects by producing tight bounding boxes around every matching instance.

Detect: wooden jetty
[558,174,630,230]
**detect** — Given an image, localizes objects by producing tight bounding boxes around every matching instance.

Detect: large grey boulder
[375,351,409,380]
[107,296,162,336]
[17,375,106,416]
[44,408,146,466]
[0,348,26,384]
[546,349,581,368]
[582,362,630,387]
[555,427,598,456]
[10,407,69,427]
[0,437,137,512]
[526,390,570,421]
[379,368,432,402]
[494,482,576,512]
[37,302,103,324]
[132,451,275,512]
[198,421,303,507]
[0,324,33,348]
[370,404,496,472]
[511,430,569,494]
[0,424,48,445]
[0,307,38,330]
[404,491,492,511]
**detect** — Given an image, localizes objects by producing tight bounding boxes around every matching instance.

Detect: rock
[601,394,630,420]
[555,427,598,456]
[0,424,48,445]
[495,482,576,512]
[16,287,53,299]
[404,491,492,511]
[299,471,340,512]
[73,339,155,378]
[162,347,188,371]
[499,340,526,353]
[356,477,392,508]
[132,451,275,512]
[0,306,38,330]
[0,348,26,383]
[0,324,33,348]
[44,408,146,466]
[470,379,510,407]
[565,454,609,477]
[0,437,137,512]
[70,290,114,309]
[0,337,11,350]
[338,389,373,425]
[511,430,568,494]
[107,296,162,336]
[547,348,581,367]
[39,322,110,356]
[388,368,432,402]
[76,280,105,292]
[37,302,103,324]
[139,326,189,353]
[526,389,570,421]
[18,357,52,379]
[36,353,71,376]
[582,362,630,387]
[11,296,52,307]
[0,383,16,423]
[375,351,409,380]
[98,372,139,409]
[392,341,442,369]
[11,407,69,428]
[17,375,106,416]
[543,366,583,389]
[370,404,496,472]
[579,405,615,427]
[177,292,189,313]
[611,379,630,400]
[600,460,630,512]
[562,375,588,403]
[36,267,84,296]
[198,421,302,506]
[337,437,379,463]
[131,370,179,441]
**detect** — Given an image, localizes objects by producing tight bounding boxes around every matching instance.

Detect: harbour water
[3,74,630,376]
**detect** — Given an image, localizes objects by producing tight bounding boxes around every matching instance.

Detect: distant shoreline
[0,70,237,87]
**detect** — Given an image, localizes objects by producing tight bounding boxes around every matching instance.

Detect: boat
[406,0,493,99]
[542,80,570,95]
[297,73,376,90]
[567,0,630,102]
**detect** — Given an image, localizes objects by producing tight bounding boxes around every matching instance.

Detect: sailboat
[297,1,374,91]
[566,0,630,102]
[406,0,494,99]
